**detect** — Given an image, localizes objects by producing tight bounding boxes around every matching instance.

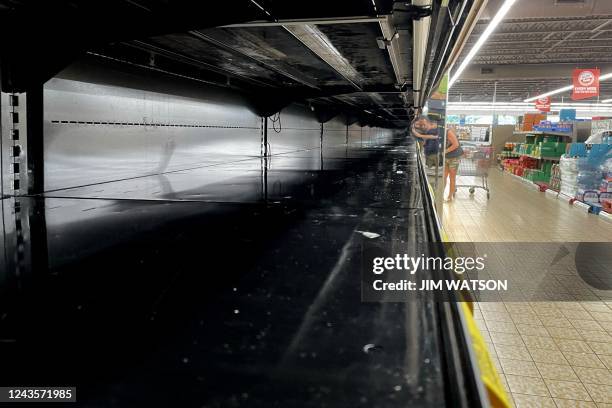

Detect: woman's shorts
[445,156,460,170]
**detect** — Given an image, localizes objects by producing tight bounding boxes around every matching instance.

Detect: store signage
[535,96,551,112]
[572,68,600,100]
[559,109,576,121]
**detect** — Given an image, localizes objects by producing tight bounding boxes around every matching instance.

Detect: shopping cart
[456,143,493,199]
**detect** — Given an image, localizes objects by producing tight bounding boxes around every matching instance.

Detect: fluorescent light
[449,0,517,87]
[448,101,612,113]
[523,85,574,102]
[524,71,612,102]
[600,72,612,81]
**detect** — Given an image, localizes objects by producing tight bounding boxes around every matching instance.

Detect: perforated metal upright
[1,91,28,196]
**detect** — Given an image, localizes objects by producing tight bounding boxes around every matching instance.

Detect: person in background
[411,115,463,201]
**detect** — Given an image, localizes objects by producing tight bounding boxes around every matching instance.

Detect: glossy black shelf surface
[0,136,447,407]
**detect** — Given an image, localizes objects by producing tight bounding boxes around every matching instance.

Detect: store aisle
[443,170,611,242]
[443,169,612,407]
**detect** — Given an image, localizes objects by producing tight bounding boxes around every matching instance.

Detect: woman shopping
[411,115,463,201]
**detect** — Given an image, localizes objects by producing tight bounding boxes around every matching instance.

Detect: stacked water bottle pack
[559,155,579,198]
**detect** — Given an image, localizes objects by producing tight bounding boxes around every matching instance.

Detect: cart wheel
[469,187,475,195]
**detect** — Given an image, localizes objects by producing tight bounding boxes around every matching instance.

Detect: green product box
[556,142,567,154]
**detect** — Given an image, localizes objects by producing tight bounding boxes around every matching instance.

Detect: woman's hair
[414,115,437,128]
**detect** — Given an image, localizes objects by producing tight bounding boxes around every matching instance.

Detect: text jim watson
[372,279,508,291]
[371,254,508,292]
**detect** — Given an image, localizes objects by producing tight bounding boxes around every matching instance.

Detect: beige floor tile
[563,310,595,321]
[512,313,544,325]
[563,352,607,369]
[545,380,592,401]
[517,323,551,337]
[535,362,579,382]
[530,348,570,365]
[597,322,612,333]
[555,339,593,354]
[500,358,540,377]
[580,330,612,343]
[585,383,612,404]
[491,331,525,347]
[558,303,586,311]
[574,367,612,386]
[505,303,535,314]
[597,355,612,370]
[513,393,556,407]
[590,313,612,323]
[480,302,508,312]
[583,303,612,314]
[555,399,598,408]
[535,308,566,318]
[539,316,574,329]
[546,326,584,340]
[523,335,559,351]
[483,310,514,323]
[554,399,597,407]
[571,320,606,332]
[487,320,519,334]
[496,344,533,362]
[589,342,612,356]
[506,374,550,396]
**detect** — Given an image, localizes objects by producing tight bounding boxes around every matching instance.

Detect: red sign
[572,68,600,100]
[535,96,551,112]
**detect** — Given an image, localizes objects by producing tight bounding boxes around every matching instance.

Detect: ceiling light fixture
[447,101,612,113]
[523,85,574,102]
[449,0,517,87]
[524,72,612,102]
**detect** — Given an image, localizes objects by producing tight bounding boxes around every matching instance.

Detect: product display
[549,163,561,191]
[502,130,570,186]
[560,155,580,197]
[520,113,547,131]
[500,120,612,215]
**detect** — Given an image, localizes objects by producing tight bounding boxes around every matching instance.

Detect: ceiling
[449,0,612,103]
[0,0,478,127]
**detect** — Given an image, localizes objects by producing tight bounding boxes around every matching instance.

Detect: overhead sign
[559,109,576,122]
[535,96,551,112]
[572,68,600,100]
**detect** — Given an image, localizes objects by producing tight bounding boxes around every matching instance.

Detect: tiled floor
[442,170,611,242]
[442,169,612,407]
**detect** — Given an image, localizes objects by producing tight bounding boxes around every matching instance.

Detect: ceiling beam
[378,15,410,116]
[125,40,276,88]
[223,16,386,28]
[189,30,321,90]
[283,24,364,91]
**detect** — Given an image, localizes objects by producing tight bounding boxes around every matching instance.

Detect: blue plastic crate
[568,143,587,157]
[589,144,612,164]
